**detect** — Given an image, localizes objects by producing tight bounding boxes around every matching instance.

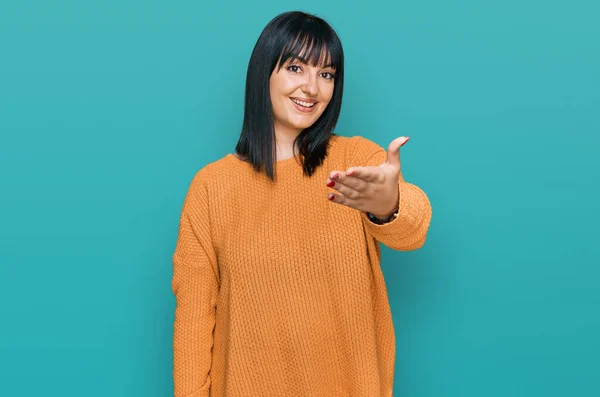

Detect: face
[269,54,336,136]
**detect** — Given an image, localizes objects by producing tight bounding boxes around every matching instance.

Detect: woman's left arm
[327,136,432,251]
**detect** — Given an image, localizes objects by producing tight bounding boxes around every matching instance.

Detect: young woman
[172,11,432,397]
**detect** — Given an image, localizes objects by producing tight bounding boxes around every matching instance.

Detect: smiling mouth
[290,98,317,108]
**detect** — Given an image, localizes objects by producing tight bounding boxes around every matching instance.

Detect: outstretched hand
[326,136,410,219]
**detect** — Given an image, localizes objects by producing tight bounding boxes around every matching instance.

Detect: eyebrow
[290,55,335,69]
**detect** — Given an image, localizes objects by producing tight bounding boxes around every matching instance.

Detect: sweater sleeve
[171,173,220,397]
[347,136,433,251]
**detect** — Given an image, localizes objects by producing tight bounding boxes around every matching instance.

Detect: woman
[172,11,432,397]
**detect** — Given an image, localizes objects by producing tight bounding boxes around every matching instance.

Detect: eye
[286,64,302,73]
[321,71,336,80]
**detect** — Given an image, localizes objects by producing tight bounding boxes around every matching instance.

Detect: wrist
[371,208,397,221]
[371,197,400,220]
[368,192,400,224]
[367,206,399,225]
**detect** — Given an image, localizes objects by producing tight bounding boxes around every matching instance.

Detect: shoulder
[183,154,236,201]
[348,135,384,153]
[329,134,386,166]
[197,154,236,179]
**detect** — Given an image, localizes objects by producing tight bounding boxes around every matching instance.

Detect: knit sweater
[171,134,432,397]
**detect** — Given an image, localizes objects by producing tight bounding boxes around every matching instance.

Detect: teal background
[1,1,599,396]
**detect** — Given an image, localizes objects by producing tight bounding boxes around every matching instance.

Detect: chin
[290,116,321,130]
[291,121,315,130]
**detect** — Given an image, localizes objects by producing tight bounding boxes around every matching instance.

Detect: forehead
[280,34,335,68]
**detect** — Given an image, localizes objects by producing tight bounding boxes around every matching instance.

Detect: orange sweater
[171,135,432,397]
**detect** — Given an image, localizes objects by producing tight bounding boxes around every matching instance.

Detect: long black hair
[234,11,345,181]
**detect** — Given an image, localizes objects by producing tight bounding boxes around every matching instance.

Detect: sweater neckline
[227,153,301,166]
[226,153,303,177]
[226,135,340,169]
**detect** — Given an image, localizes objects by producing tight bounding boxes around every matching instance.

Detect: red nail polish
[327,181,335,187]
[331,174,339,180]
[400,137,410,147]
[328,194,335,200]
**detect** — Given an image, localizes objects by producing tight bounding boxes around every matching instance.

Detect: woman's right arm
[172,174,219,397]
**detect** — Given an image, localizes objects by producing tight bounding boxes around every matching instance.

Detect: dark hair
[234,11,345,181]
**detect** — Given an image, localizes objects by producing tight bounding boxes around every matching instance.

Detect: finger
[328,170,346,181]
[329,179,361,199]
[386,136,409,168]
[345,166,381,183]
[327,192,359,210]
[328,174,368,191]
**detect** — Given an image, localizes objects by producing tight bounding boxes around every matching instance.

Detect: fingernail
[331,174,340,180]
[326,180,335,187]
[328,193,335,201]
[400,137,410,147]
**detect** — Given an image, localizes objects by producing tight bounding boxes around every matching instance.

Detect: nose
[301,73,318,97]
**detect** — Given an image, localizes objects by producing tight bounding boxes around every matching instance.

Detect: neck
[274,123,301,159]
[274,123,300,144]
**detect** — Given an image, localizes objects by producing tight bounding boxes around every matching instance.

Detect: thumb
[385,136,410,167]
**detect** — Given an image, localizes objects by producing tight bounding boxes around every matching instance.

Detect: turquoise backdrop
[1,1,599,396]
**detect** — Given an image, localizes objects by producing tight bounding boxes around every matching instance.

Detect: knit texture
[172,135,432,397]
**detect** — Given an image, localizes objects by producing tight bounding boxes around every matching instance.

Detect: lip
[290,97,318,103]
[289,97,318,113]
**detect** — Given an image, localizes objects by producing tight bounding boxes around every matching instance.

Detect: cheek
[271,74,293,94]
[319,84,335,108]
[270,78,294,107]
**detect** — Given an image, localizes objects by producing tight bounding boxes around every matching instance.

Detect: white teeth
[291,98,315,108]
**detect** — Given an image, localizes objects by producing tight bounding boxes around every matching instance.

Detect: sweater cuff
[361,182,423,247]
